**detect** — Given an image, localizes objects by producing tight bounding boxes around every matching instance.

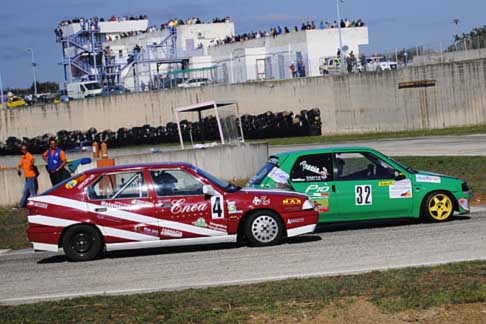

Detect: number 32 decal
[211,196,225,219]
[355,185,372,206]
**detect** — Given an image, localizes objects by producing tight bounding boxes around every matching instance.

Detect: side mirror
[203,185,216,196]
[394,171,406,181]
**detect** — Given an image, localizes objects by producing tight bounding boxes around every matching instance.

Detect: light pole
[336,0,346,73]
[0,72,5,109]
[27,48,38,96]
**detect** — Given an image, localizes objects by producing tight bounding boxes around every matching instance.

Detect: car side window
[290,154,333,182]
[88,172,148,200]
[335,153,396,181]
[150,170,203,196]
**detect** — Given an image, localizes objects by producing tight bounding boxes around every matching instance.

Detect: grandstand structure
[57,17,368,92]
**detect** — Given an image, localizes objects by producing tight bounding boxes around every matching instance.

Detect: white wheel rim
[251,215,279,243]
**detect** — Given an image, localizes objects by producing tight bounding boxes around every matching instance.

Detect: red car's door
[86,170,160,243]
[148,168,228,239]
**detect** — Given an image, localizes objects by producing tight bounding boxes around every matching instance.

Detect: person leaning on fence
[42,138,70,186]
[17,144,38,208]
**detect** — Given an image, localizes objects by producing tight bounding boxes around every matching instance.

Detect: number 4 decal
[211,196,225,219]
[355,185,372,206]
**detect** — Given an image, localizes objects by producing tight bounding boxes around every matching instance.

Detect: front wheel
[245,211,283,247]
[62,225,103,262]
[422,192,454,222]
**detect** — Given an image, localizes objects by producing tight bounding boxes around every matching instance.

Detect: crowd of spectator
[55,15,149,38]
[55,15,231,40]
[208,18,365,47]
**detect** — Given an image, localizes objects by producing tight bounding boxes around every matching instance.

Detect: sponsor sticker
[287,218,305,225]
[416,175,441,183]
[305,184,330,194]
[78,174,96,191]
[283,198,302,205]
[378,181,395,187]
[389,179,413,199]
[208,222,227,232]
[161,228,183,238]
[31,201,48,209]
[313,198,329,213]
[252,196,270,206]
[65,179,78,189]
[300,161,329,180]
[192,217,208,228]
[227,201,243,214]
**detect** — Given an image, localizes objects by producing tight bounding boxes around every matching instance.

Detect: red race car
[27,163,318,261]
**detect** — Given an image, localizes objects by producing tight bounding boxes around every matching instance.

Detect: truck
[66,81,103,99]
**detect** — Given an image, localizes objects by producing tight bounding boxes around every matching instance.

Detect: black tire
[62,225,103,262]
[244,211,284,247]
[421,191,455,223]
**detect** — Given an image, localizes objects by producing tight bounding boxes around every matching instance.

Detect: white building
[58,18,368,91]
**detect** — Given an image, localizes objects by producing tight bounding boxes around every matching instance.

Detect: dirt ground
[250,298,486,324]
[471,192,486,206]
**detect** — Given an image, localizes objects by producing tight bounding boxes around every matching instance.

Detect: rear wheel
[245,211,283,247]
[62,225,103,262]
[422,192,454,222]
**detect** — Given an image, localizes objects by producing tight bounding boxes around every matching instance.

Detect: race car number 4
[355,185,372,205]
[211,196,225,219]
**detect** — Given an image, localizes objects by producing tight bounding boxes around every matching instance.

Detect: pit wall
[2,58,486,140]
[0,143,267,207]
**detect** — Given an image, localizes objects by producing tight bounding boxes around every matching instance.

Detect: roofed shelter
[174,100,245,149]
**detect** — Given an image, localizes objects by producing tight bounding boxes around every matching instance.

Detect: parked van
[66,81,103,99]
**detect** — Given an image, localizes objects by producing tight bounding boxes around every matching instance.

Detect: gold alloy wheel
[427,193,453,221]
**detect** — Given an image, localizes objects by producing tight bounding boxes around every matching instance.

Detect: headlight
[302,200,314,211]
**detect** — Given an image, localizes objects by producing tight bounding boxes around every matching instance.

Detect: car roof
[85,162,196,174]
[273,146,379,158]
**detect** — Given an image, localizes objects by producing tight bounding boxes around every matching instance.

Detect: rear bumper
[27,225,62,252]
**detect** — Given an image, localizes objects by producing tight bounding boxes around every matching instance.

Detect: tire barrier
[0,108,321,155]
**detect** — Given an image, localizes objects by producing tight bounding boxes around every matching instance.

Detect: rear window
[249,157,279,185]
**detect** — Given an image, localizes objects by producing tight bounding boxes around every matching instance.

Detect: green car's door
[287,153,340,222]
[333,152,413,220]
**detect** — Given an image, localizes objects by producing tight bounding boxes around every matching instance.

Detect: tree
[447,25,486,52]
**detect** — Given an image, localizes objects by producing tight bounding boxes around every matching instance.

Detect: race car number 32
[211,196,225,219]
[355,185,372,205]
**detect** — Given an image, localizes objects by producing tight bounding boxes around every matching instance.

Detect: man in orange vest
[17,144,37,207]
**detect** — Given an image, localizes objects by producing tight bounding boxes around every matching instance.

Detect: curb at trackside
[0,249,11,254]
[471,206,486,214]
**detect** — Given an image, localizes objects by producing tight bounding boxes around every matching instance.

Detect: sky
[0,0,485,88]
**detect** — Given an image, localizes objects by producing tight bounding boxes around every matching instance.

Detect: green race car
[249,147,471,223]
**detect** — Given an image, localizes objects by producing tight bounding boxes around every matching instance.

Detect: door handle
[332,185,336,192]
[95,207,107,212]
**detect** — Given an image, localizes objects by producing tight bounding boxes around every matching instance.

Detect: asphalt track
[1,207,485,305]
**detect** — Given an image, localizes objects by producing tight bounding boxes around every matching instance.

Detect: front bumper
[282,209,319,237]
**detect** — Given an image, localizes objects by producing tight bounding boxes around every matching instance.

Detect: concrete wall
[0,143,268,206]
[2,57,486,140]
[413,48,486,66]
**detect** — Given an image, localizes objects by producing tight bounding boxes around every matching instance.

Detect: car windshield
[248,157,279,185]
[192,166,240,192]
[85,82,102,90]
[389,157,418,174]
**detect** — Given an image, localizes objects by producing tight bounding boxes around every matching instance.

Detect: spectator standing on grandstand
[17,145,37,207]
[43,138,70,186]
[289,63,297,78]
